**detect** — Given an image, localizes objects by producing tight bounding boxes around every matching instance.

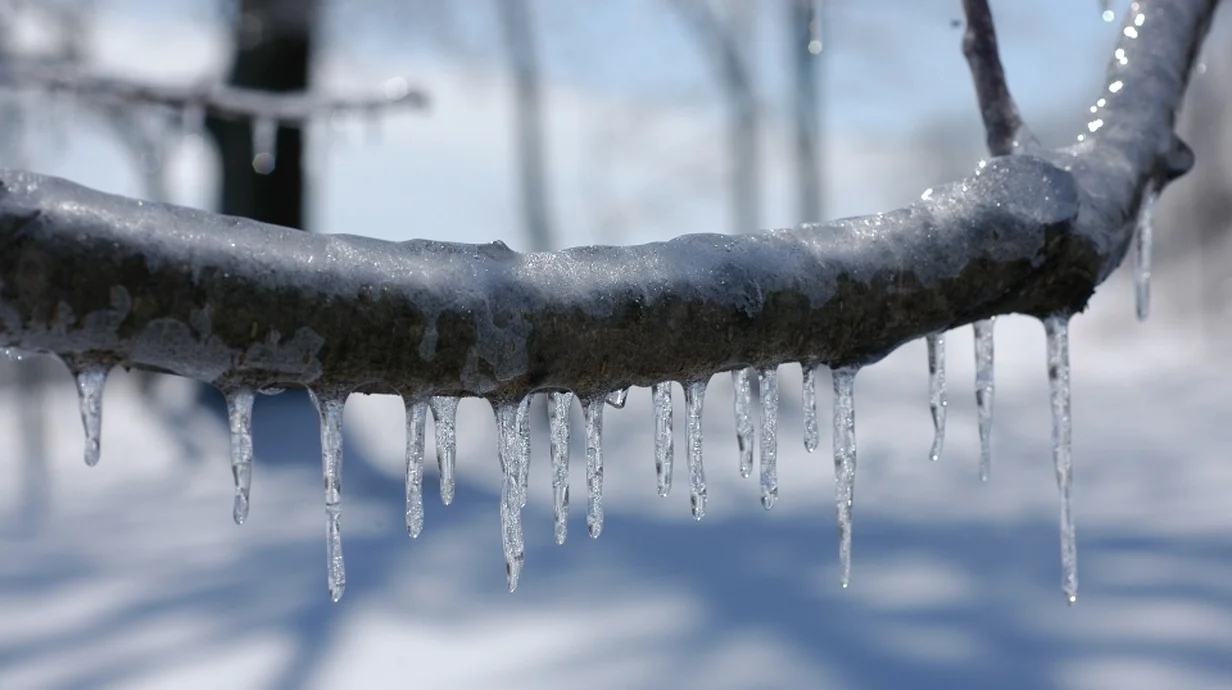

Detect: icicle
[606,387,629,409]
[731,368,754,478]
[226,388,255,525]
[973,318,996,481]
[251,116,277,174]
[309,388,348,603]
[685,379,708,520]
[1134,186,1158,322]
[803,365,820,453]
[517,395,531,509]
[832,366,859,588]
[404,400,428,538]
[1100,0,1115,22]
[583,397,605,538]
[757,366,779,509]
[429,396,458,505]
[548,391,573,545]
[926,333,947,463]
[69,362,109,467]
[652,382,674,497]
[494,398,530,591]
[1044,315,1078,604]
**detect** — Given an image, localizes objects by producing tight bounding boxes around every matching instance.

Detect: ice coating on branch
[832,365,859,588]
[548,391,573,545]
[583,398,605,538]
[731,368,754,478]
[66,360,108,467]
[429,396,458,506]
[226,388,255,524]
[606,387,629,409]
[404,400,428,538]
[1135,186,1157,322]
[652,382,674,497]
[926,333,947,463]
[1044,315,1078,604]
[309,389,348,603]
[803,365,820,453]
[495,397,530,591]
[757,366,779,509]
[685,380,708,520]
[973,318,996,481]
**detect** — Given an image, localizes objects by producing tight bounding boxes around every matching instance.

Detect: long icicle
[66,360,109,467]
[926,333,947,462]
[803,364,820,453]
[226,388,256,524]
[732,368,755,478]
[495,398,529,591]
[309,388,348,603]
[832,365,859,588]
[973,318,996,481]
[685,379,708,520]
[1134,185,1158,322]
[404,399,428,538]
[429,396,458,506]
[1044,314,1078,604]
[584,397,605,538]
[548,391,573,545]
[757,366,779,509]
[652,382,674,497]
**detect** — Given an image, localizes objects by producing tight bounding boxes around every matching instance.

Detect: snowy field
[1,282,1230,690]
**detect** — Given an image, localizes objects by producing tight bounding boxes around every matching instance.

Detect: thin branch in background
[961,0,1033,156]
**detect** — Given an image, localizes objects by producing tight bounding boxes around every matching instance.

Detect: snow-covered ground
[1,281,1230,690]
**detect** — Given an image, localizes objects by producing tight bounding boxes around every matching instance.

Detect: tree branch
[0,61,429,123]
[0,0,1216,403]
[961,0,1034,155]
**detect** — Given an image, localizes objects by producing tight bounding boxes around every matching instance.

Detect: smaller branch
[961,0,1032,156]
[0,61,430,124]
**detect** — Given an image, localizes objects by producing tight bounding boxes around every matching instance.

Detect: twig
[961,0,1033,155]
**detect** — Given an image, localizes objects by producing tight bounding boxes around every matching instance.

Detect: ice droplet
[404,399,428,538]
[68,361,109,467]
[1044,315,1078,604]
[685,379,708,520]
[731,368,754,478]
[429,396,458,505]
[606,387,629,409]
[973,318,996,481]
[584,397,605,538]
[926,333,947,463]
[832,365,859,588]
[652,382,674,497]
[803,364,820,453]
[494,398,530,591]
[548,391,573,545]
[251,116,277,174]
[1134,185,1158,322]
[757,366,779,509]
[309,388,348,603]
[225,388,255,524]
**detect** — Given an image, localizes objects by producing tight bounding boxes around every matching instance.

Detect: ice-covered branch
[0,61,429,123]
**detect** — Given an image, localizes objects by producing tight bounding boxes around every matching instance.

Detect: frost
[802,365,820,453]
[685,379,708,520]
[757,366,779,510]
[583,397,605,538]
[548,391,573,545]
[404,399,428,538]
[731,368,754,478]
[1134,185,1158,321]
[973,318,996,480]
[309,389,348,603]
[429,396,458,506]
[225,388,255,525]
[926,333,947,462]
[1044,315,1078,604]
[832,365,859,588]
[652,382,674,497]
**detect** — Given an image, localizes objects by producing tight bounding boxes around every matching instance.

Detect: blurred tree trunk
[208,0,318,230]
[790,0,823,224]
[499,0,555,251]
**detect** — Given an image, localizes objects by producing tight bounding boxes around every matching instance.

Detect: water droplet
[251,116,277,174]
[606,387,629,409]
